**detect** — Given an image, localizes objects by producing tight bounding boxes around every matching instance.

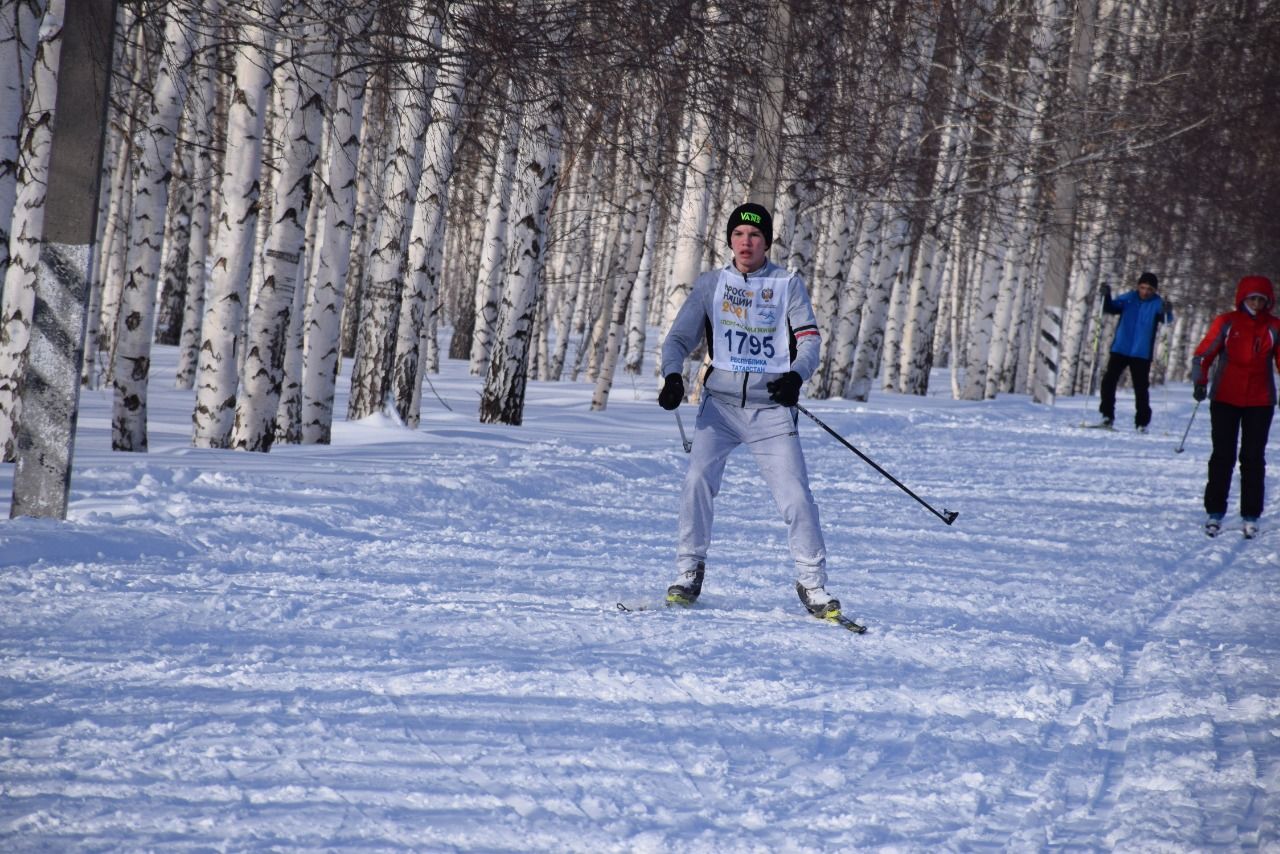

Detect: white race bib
[711,271,792,374]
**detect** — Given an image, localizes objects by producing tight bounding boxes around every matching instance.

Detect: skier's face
[731,225,768,273]
[1137,282,1155,300]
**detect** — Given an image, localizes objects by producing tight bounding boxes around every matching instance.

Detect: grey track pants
[677,395,828,589]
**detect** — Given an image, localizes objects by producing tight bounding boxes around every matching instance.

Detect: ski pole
[674,410,692,453]
[796,404,959,526]
[1174,399,1201,454]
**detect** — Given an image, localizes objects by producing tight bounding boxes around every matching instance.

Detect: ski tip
[942,510,959,525]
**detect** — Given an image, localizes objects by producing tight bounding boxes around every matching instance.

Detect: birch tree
[174,23,220,390]
[111,6,202,451]
[392,17,468,427]
[468,82,520,376]
[191,0,281,448]
[0,0,63,462]
[231,9,330,452]
[298,11,370,444]
[1031,0,1098,404]
[591,114,658,410]
[346,5,439,421]
[478,78,564,426]
[1,0,45,298]
[661,106,715,385]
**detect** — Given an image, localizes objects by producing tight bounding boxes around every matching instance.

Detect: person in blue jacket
[1097,271,1174,432]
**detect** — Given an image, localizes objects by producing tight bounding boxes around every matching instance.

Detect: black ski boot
[796,582,841,620]
[666,562,705,606]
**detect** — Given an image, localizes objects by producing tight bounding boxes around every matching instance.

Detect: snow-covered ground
[2,345,1277,851]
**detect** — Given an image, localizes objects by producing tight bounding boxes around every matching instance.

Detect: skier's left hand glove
[767,371,803,407]
[1193,384,1207,402]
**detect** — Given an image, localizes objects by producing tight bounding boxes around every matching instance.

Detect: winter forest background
[0,0,1278,462]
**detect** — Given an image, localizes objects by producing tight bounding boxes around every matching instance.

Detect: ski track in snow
[1,346,1278,851]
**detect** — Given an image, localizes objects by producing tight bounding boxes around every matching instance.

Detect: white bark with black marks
[0,0,63,461]
[111,7,201,451]
[232,11,330,452]
[478,83,563,426]
[191,0,280,448]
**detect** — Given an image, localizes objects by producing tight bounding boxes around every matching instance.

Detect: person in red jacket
[1191,275,1280,538]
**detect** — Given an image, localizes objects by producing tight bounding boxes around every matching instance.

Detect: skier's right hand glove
[658,373,685,410]
[1100,283,1111,297]
[766,371,803,407]
[1193,384,1207,401]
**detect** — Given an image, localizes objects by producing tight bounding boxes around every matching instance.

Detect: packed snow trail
[1,347,1277,850]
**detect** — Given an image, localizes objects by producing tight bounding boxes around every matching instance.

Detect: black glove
[1100,283,1111,298]
[1193,384,1207,402]
[766,371,803,407]
[658,373,685,410]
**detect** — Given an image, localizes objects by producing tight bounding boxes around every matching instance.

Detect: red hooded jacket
[1192,275,1280,407]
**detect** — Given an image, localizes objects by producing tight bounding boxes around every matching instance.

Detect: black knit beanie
[726,203,773,248]
[1137,271,1159,289]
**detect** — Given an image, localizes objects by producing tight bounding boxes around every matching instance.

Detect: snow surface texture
[2,346,1278,851]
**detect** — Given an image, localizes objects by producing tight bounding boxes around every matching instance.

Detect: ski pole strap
[796,404,959,526]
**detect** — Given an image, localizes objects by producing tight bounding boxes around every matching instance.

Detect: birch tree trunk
[846,15,937,401]
[0,0,62,462]
[298,16,368,444]
[191,0,280,448]
[231,11,330,451]
[622,203,660,375]
[807,198,850,396]
[956,211,1004,400]
[1,0,45,297]
[478,81,563,426]
[392,21,468,427]
[898,54,975,395]
[591,135,655,411]
[346,7,439,420]
[1032,0,1098,404]
[468,82,520,376]
[111,7,201,451]
[661,105,716,380]
[969,0,1059,399]
[1055,217,1105,396]
[174,27,219,390]
[823,202,879,398]
[546,140,596,380]
[152,138,192,346]
[338,76,386,362]
[847,207,910,401]
[746,0,789,210]
[83,32,138,392]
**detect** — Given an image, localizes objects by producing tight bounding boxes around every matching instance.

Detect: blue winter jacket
[1104,291,1173,360]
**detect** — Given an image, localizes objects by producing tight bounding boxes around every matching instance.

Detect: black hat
[1137,271,1158,289]
[726,203,773,248]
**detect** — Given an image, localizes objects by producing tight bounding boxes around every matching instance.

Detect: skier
[657,202,843,621]
[1191,274,1280,538]
[1095,271,1174,432]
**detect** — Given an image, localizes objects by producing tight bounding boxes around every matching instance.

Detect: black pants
[1205,402,1274,519]
[1099,355,1152,427]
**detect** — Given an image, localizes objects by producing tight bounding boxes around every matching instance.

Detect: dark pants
[1099,354,1152,427]
[1205,402,1274,519]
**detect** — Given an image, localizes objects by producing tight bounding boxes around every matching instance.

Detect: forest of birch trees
[1,0,1277,456]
